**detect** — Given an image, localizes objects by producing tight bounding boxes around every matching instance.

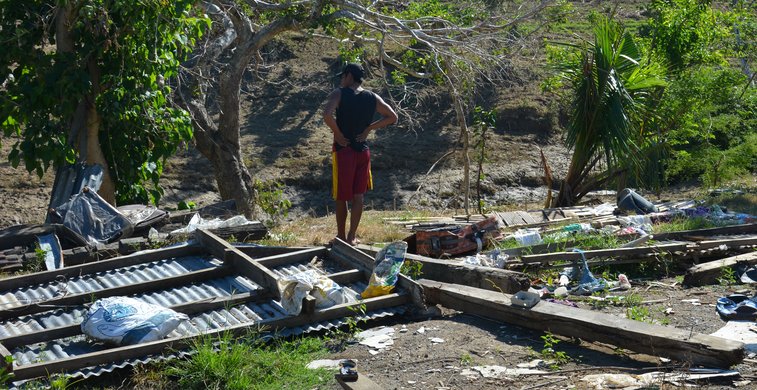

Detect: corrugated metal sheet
[2,251,405,383]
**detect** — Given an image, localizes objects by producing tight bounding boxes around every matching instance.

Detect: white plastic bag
[279,270,347,315]
[81,297,188,346]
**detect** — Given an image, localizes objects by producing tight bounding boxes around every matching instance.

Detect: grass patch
[150,332,333,390]
[652,216,721,233]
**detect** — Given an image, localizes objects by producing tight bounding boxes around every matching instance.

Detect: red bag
[414,215,503,257]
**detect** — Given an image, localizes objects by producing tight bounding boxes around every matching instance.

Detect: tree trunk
[55,2,116,206]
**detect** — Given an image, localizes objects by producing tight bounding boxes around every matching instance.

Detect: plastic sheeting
[48,189,134,246]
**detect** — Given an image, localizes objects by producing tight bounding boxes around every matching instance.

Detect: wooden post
[683,252,757,287]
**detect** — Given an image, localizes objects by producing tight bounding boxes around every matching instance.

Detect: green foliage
[325,303,367,352]
[0,356,13,384]
[253,179,292,226]
[472,106,496,214]
[400,260,423,280]
[551,15,667,206]
[0,1,208,204]
[626,305,651,323]
[718,266,738,286]
[644,0,731,70]
[177,200,197,211]
[166,332,331,390]
[540,332,570,369]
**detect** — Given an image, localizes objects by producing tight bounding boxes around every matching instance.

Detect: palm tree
[553,17,667,207]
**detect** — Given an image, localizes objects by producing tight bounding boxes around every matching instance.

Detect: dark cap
[339,63,364,82]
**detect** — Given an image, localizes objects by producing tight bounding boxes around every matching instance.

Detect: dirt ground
[2,18,756,389]
[328,277,756,390]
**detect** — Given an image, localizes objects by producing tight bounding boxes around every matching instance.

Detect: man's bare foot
[346,233,360,246]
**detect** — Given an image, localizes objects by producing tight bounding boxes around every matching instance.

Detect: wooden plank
[255,247,329,268]
[419,280,744,368]
[515,211,537,224]
[357,244,529,294]
[195,229,280,300]
[683,252,757,287]
[330,239,426,308]
[0,342,12,374]
[652,223,757,241]
[695,236,757,250]
[0,265,233,320]
[236,246,315,259]
[520,243,688,264]
[0,243,203,292]
[10,293,409,381]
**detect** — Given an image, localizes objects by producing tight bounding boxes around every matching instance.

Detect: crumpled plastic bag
[170,213,258,234]
[81,297,188,346]
[361,241,407,299]
[279,270,347,315]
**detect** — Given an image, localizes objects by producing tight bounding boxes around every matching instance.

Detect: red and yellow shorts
[332,146,372,201]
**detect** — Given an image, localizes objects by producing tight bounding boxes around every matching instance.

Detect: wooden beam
[683,252,757,287]
[255,247,329,268]
[330,239,426,308]
[0,243,203,292]
[236,246,316,259]
[520,243,688,264]
[652,223,757,241]
[10,293,409,381]
[0,265,232,320]
[419,280,744,368]
[357,245,529,294]
[695,236,757,250]
[195,229,281,300]
[0,342,12,375]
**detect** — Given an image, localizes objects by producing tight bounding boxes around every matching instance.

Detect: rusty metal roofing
[2,246,406,383]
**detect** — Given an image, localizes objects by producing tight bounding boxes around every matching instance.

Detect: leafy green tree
[552,16,667,207]
[642,0,756,188]
[0,1,207,205]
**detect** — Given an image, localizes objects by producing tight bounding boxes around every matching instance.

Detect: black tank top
[336,88,377,151]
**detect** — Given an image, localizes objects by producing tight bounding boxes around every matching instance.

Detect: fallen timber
[0,231,418,383]
[356,244,529,294]
[419,280,745,368]
[683,252,757,287]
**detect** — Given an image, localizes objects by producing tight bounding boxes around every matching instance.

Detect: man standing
[323,63,398,245]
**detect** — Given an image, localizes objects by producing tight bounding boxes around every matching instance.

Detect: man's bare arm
[323,89,349,146]
[356,94,398,141]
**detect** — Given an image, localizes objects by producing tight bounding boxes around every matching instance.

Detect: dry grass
[264,209,443,246]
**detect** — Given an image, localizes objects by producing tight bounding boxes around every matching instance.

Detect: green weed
[540,332,570,369]
[718,266,738,286]
[400,260,423,280]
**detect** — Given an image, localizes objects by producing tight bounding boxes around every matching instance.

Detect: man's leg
[335,200,348,241]
[347,194,363,245]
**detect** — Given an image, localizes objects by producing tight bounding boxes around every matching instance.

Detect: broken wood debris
[0,230,418,383]
[683,252,757,287]
[419,280,744,368]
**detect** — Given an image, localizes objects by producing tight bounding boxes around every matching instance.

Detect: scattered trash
[415,215,504,257]
[461,366,547,379]
[617,188,658,215]
[36,233,63,271]
[357,326,395,350]
[716,294,757,321]
[48,187,134,246]
[511,290,540,308]
[711,321,757,353]
[336,359,358,381]
[279,270,347,315]
[81,296,187,346]
[362,241,407,298]
[511,229,543,246]
[429,337,445,343]
[463,250,508,268]
[170,213,259,235]
[306,359,344,369]
[682,298,701,305]
[517,359,545,369]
